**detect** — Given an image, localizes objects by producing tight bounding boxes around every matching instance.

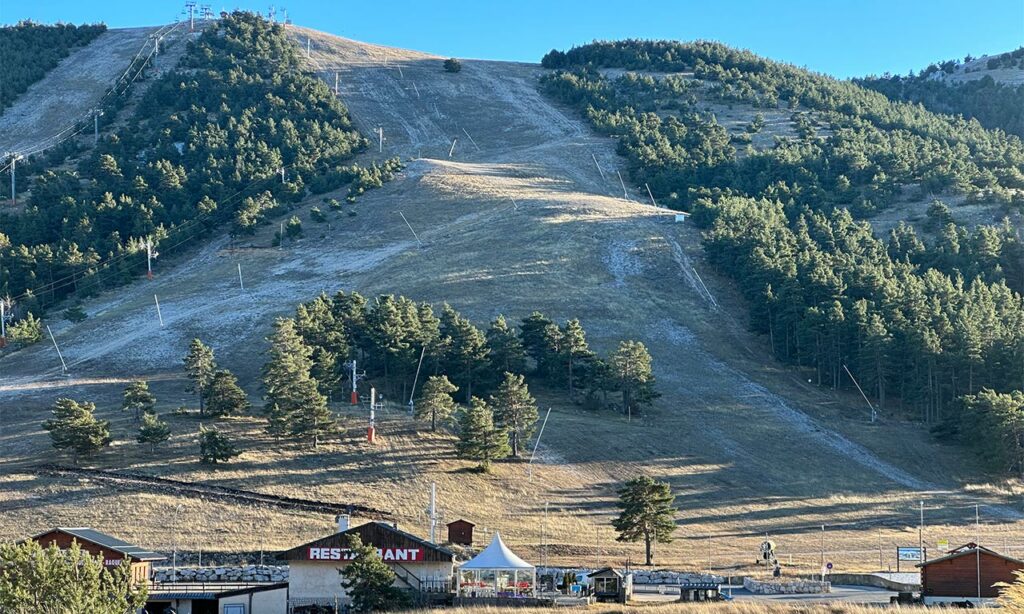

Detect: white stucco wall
[289,560,453,601]
[218,587,288,614]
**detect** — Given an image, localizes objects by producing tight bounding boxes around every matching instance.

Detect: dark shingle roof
[33,528,166,562]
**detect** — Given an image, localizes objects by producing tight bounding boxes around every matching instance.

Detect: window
[223,605,245,614]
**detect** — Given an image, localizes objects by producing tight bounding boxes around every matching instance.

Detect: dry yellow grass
[2,29,1023,576]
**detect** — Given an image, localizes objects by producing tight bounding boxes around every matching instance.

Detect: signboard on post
[938,540,949,551]
[896,546,924,572]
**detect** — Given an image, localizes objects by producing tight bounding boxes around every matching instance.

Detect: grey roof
[35,528,166,562]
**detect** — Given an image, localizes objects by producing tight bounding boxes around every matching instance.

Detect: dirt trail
[1,28,1018,558]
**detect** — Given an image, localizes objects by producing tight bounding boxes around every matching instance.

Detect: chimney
[336,514,350,533]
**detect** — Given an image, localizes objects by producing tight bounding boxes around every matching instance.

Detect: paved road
[633,584,899,604]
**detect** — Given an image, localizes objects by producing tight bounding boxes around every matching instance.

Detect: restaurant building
[278,518,455,612]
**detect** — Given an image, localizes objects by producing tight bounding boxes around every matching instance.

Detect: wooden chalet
[918,542,1024,600]
[29,527,165,584]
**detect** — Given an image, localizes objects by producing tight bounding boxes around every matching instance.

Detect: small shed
[918,542,1024,602]
[29,527,165,584]
[678,580,721,602]
[447,519,475,546]
[588,567,632,603]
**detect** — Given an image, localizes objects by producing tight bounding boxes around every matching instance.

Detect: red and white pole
[351,360,359,404]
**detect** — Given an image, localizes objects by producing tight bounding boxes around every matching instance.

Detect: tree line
[540,39,1024,474]
[40,291,657,471]
[0,21,106,110]
[262,291,658,469]
[0,12,365,327]
[858,69,1024,139]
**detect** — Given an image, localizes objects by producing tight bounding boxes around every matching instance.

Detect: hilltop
[1,20,1022,573]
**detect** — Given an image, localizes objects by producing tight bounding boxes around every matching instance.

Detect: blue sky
[3,0,1022,78]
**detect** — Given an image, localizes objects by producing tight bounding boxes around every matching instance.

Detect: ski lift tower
[368,386,384,443]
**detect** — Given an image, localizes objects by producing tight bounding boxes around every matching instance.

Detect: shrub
[443,58,462,73]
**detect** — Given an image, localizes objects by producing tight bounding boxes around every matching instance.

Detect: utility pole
[427,482,438,543]
[185,1,196,31]
[843,363,877,423]
[976,504,982,604]
[154,295,164,327]
[145,237,156,280]
[919,501,924,559]
[820,524,825,582]
[46,325,68,375]
[7,153,21,206]
[378,127,383,153]
[591,152,606,181]
[645,183,658,208]
[237,263,244,290]
[279,221,284,250]
[279,166,286,183]
[368,387,377,443]
[617,170,628,200]
[349,360,364,404]
[94,111,101,145]
[398,211,423,247]
[448,138,457,158]
[334,72,339,95]
[306,37,311,58]
[0,297,8,341]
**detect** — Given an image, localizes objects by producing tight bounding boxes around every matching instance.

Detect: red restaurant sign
[308,547,423,562]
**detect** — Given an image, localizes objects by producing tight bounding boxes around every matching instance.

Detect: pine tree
[416,375,458,431]
[441,305,490,402]
[490,372,538,457]
[42,398,111,463]
[0,540,148,614]
[199,425,238,464]
[205,370,250,418]
[183,338,217,415]
[262,318,335,447]
[486,315,526,375]
[137,412,171,452]
[121,380,155,421]
[610,340,659,417]
[612,476,678,566]
[561,319,593,401]
[339,534,410,612]
[455,397,510,472]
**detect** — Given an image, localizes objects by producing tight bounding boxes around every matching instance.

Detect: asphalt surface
[632,584,900,604]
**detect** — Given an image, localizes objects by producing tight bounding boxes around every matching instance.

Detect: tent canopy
[460,532,534,571]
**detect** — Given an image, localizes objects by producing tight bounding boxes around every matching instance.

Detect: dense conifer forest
[0,13,365,317]
[857,49,1024,138]
[541,40,1024,474]
[0,21,106,110]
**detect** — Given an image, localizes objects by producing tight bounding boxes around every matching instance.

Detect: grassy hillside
[3,25,1024,575]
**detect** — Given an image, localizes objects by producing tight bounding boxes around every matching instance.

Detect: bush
[310,206,327,223]
[62,305,87,322]
[286,215,303,239]
[443,58,462,73]
[7,312,42,347]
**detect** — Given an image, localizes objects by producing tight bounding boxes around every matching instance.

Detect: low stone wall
[743,577,830,594]
[825,573,918,592]
[152,565,288,583]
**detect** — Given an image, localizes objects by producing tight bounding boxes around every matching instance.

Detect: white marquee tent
[456,532,536,597]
